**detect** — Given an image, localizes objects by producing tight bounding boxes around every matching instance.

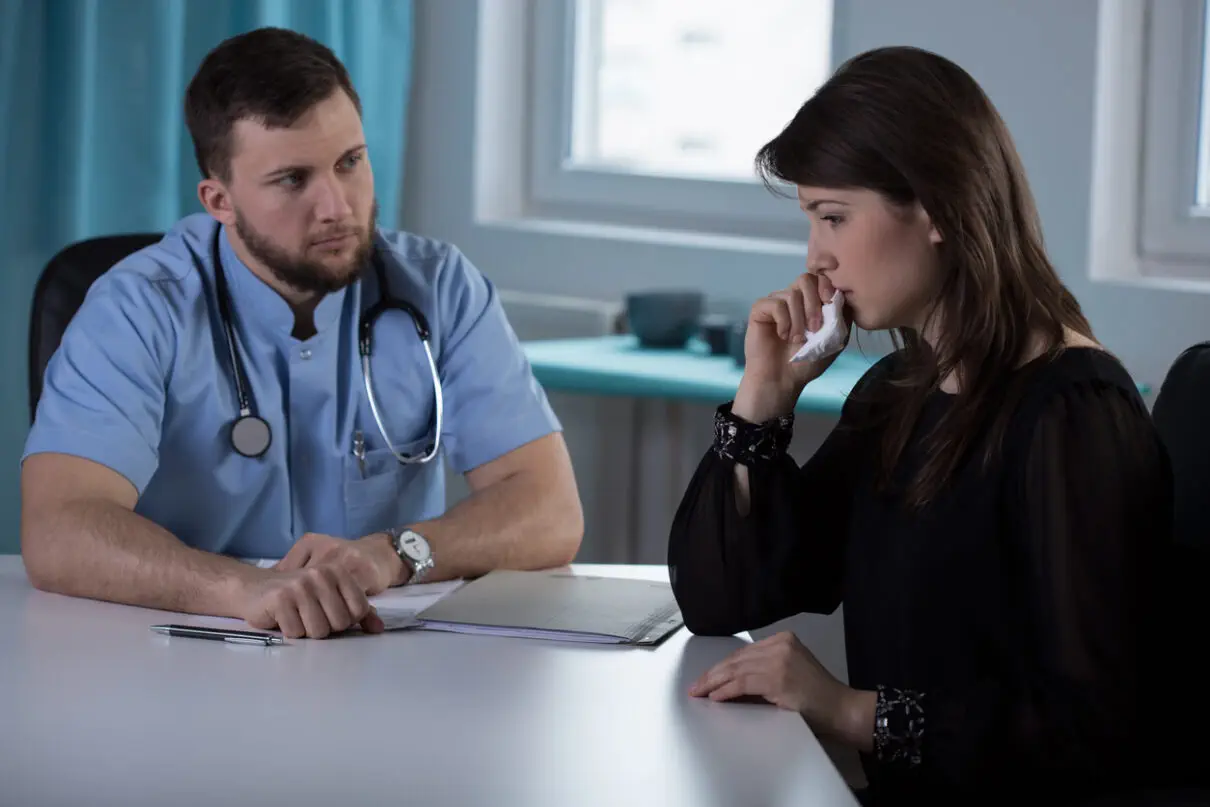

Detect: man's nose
[312,175,354,222]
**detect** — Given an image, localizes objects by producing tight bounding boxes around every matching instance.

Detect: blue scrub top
[24,213,561,559]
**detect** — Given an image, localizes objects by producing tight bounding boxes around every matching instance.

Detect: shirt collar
[217,224,351,340]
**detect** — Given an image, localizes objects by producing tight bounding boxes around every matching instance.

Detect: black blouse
[668,348,1186,804]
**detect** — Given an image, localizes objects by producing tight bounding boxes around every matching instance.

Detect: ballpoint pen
[150,624,285,646]
[353,429,367,478]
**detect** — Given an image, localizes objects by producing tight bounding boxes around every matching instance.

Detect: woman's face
[798,186,944,333]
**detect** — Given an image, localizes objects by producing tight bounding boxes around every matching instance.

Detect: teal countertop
[522,335,876,415]
[523,336,1154,414]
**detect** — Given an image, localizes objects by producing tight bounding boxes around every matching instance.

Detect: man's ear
[197,178,236,227]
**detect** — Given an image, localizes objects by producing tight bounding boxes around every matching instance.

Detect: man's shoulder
[375,228,479,289]
[88,213,212,306]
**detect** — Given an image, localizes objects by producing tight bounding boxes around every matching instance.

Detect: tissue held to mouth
[790,291,847,363]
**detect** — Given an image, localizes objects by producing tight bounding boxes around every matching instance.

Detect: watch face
[399,531,431,563]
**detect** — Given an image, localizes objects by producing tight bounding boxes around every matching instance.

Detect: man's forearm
[22,498,261,616]
[400,468,583,582]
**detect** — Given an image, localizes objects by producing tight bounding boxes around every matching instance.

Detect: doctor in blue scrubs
[19,28,584,639]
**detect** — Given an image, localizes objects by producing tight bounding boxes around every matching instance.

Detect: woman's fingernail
[810,315,822,331]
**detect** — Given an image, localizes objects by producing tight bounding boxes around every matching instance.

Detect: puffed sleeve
[667,356,892,636]
[871,377,1173,797]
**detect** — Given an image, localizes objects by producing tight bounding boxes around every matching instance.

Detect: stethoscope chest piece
[230,413,272,458]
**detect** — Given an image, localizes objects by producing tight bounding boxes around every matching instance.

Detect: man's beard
[234,200,378,295]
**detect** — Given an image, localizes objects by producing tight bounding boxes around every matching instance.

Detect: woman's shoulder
[1005,345,1153,445]
[1016,345,1141,404]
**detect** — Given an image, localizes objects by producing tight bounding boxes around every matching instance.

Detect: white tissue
[790,291,847,363]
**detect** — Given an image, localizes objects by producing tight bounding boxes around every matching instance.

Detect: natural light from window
[569,0,834,183]
[1198,0,1210,209]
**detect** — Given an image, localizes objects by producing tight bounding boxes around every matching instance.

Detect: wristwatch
[384,526,434,584]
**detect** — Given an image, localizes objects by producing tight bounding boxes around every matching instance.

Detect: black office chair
[28,233,163,423]
[1152,342,1210,555]
[1120,342,1210,805]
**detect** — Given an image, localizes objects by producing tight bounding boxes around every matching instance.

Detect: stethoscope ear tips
[231,414,272,458]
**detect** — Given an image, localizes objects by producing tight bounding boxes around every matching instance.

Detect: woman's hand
[688,631,863,739]
[734,272,849,423]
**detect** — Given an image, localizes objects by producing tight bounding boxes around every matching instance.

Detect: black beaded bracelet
[711,402,794,466]
[873,685,925,767]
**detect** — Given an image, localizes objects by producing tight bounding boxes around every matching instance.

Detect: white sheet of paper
[370,579,466,626]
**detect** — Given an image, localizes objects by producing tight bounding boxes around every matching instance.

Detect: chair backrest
[28,233,163,422]
[1137,345,1210,797]
[1151,342,1210,553]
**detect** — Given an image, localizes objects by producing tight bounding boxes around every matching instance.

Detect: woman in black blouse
[669,46,1194,805]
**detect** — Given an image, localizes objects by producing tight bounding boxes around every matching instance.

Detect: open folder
[411,569,685,645]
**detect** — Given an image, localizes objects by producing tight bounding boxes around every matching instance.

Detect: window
[1090,0,1210,289]
[525,0,834,243]
[1198,4,1210,209]
[569,0,832,183]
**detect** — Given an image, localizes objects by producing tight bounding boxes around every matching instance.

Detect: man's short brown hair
[184,27,361,181]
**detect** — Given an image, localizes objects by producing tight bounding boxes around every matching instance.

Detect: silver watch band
[385,526,434,584]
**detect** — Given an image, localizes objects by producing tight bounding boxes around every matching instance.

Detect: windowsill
[1091,271,1210,295]
[477,214,808,258]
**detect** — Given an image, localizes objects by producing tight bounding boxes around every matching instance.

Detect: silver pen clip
[353,430,367,478]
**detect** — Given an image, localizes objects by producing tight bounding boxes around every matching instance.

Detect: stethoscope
[208,226,444,464]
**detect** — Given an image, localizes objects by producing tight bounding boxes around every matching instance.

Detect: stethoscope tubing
[208,225,442,464]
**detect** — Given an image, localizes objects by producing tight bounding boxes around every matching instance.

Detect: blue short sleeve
[23,272,174,494]
[434,247,560,473]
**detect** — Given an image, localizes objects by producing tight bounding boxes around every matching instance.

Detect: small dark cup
[729,321,747,367]
[624,290,705,349]
[699,314,733,356]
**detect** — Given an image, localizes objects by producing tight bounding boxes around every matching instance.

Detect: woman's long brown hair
[755,46,1094,509]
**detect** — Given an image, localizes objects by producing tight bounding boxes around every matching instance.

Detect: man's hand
[236,565,386,639]
[688,631,859,737]
[274,532,405,595]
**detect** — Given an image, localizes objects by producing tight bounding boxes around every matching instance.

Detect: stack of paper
[369,579,465,629]
[413,569,684,645]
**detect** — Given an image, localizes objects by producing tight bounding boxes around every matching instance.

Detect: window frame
[1089,0,1210,289]
[523,0,835,244]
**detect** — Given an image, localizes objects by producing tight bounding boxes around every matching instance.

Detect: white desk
[0,557,859,807]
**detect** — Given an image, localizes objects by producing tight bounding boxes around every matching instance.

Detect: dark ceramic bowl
[625,290,704,349]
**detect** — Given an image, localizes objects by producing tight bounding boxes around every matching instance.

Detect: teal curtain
[0,0,414,552]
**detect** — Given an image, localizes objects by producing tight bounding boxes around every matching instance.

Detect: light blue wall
[404,0,1210,394]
